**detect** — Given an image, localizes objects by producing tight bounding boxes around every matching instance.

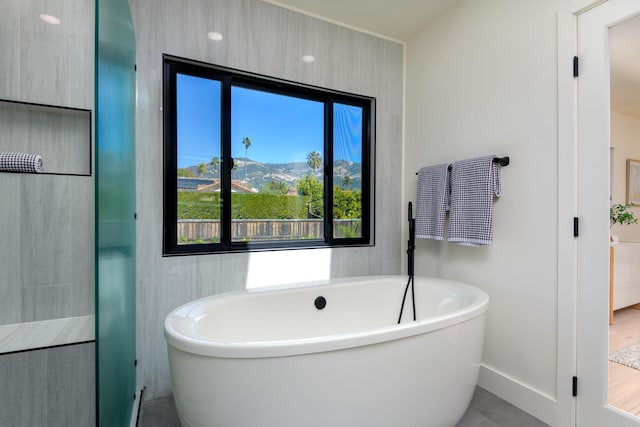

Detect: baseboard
[478,364,557,426]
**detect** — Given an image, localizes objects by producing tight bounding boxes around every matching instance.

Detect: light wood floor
[609,307,640,416]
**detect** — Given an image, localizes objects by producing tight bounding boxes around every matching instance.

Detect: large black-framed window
[163,55,375,255]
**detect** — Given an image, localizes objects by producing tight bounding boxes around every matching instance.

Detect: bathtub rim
[164,275,489,359]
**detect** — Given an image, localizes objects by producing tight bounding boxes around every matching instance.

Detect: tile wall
[0,0,96,425]
[130,0,404,400]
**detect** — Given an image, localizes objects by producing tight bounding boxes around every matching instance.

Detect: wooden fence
[177,219,361,242]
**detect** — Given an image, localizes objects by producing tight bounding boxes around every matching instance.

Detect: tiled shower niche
[0,99,91,176]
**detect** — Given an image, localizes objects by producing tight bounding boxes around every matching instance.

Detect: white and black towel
[0,152,44,173]
[448,155,501,247]
[415,163,451,240]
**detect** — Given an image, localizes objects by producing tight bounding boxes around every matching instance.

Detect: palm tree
[209,156,220,178]
[242,137,252,181]
[307,151,322,174]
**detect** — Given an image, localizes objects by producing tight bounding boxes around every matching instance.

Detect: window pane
[176,74,222,245]
[230,86,324,242]
[333,103,363,238]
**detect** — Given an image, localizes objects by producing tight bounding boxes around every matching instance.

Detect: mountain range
[183,158,362,191]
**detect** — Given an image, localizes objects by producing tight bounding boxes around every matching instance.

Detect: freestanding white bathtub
[164,275,489,427]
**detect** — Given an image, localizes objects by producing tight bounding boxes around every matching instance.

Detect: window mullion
[324,99,334,243]
[361,102,371,243]
[164,62,179,252]
[221,78,233,247]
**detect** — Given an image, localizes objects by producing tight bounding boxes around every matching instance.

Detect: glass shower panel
[96,0,136,426]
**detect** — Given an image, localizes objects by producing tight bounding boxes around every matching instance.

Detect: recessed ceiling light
[207,32,224,41]
[40,14,61,25]
[302,55,315,63]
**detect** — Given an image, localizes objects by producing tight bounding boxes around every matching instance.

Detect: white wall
[404,0,591,423]
[611,110,640,241]
[130,0,404,400]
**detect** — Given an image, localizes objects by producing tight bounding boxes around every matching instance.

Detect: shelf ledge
[0,315,94,355]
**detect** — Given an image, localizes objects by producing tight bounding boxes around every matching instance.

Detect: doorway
[576,1,640,425]
[607,12,640,418]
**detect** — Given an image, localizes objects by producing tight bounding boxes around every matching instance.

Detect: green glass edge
[95,0,137,425]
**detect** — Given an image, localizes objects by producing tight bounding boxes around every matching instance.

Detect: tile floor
[138,386,548,427]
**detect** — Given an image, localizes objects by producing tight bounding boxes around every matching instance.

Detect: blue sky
[231,86,323,164]
[177,74,221,168]
[176,73,362,168]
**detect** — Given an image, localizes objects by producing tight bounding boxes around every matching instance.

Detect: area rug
[609,342,640,370]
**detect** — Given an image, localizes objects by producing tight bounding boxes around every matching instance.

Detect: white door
[577,1,640,425]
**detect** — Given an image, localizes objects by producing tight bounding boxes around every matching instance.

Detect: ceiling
[261,0,462,41]
[263,1,640,118]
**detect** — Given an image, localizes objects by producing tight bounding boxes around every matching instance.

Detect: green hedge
[232,193,308,219]
[178,190,362,220]
[178,192,221,219]
[178,192,309,220]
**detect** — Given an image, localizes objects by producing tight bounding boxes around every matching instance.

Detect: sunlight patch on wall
[245,249,332,289]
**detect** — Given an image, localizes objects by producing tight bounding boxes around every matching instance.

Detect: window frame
[163,55,375,256]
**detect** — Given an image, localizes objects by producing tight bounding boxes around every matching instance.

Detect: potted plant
[610,203,638,242]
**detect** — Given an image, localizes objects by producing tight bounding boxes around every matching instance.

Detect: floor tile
[138,386,549,427]
[138,396,180,427]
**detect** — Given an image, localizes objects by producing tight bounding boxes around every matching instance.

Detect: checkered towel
[415,163,451,240]
[448,156,501,247]
[0,152,44,173]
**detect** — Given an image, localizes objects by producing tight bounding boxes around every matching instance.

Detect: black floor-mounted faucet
[398,202,416,323]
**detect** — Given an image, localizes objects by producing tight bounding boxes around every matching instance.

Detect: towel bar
[415,156,509,175]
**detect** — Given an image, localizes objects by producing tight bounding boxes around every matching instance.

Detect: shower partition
[96,0,137,426]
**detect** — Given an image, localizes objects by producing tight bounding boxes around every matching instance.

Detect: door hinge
[572,376,578,396]
[573,56,579,77]
[573,217,579,237]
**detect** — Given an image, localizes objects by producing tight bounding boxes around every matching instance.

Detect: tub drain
[314,296,327,310]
